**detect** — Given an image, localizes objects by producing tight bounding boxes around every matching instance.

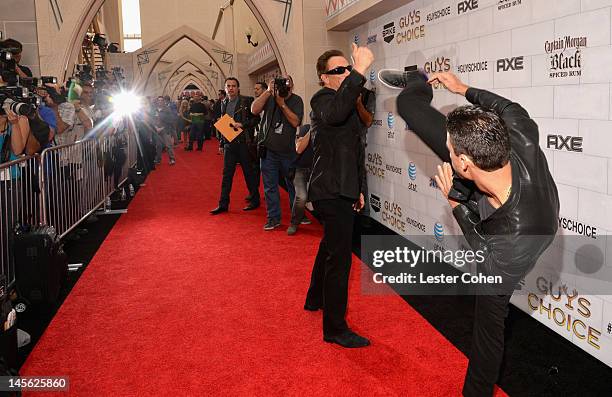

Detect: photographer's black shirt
[260,94,304,154]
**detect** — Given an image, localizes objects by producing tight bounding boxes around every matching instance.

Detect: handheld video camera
[274,77,290,98]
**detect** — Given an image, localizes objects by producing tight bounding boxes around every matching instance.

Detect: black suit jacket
[308,70,366,202]
[219,95,260,148]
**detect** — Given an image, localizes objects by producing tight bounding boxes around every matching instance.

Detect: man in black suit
[304,44,374,348]
[210,77,261,214]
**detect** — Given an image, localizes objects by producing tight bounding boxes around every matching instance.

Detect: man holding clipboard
[210,77,261,214]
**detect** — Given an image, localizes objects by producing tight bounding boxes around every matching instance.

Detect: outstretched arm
[428,72,538,145]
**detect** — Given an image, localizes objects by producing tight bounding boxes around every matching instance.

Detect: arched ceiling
[171,73,213,99]
[132,25,233,92]
[157,55,221,97]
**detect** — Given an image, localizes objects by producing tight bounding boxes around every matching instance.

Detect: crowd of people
[166,43,559,397]
[2,34,562,396]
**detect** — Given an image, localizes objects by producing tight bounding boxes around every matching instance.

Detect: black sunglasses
[323,65,353,75]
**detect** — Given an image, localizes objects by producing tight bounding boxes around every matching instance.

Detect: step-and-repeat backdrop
[351,0,612,367]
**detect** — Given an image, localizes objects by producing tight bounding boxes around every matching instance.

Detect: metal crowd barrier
[1,126,139,287]
[40,128,137,239]
[40,138,105,239]
[0,155,42,288]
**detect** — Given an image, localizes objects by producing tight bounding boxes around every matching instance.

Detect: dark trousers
[188,122,205,150]
[463,294,512,397]
[306,198,355,336]
[290,167,310,225]
[203,120,212,140]
[219,141,260,208]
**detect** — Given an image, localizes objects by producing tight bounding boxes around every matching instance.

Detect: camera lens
[3,98,32,116]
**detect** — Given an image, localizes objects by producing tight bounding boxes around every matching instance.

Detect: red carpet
[21,141,508,396]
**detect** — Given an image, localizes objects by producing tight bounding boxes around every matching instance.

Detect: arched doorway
[171,75,212,99]
[168,73,214,99]
[61,0,287,84]
[158,56,220,98]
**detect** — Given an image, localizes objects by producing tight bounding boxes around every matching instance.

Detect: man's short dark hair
[0,39,23,53]
[224,77,240,87]
[447,106,510,171]
[218,89,226,96]
[256,81,268,90]
[316,50,345,85]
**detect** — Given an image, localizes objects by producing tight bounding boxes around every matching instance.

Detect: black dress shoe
[242,203,260,211]
[303,303,321,311]
[324,330,370,348]
[210,207,228,215]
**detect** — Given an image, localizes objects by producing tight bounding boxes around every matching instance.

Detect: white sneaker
[17,329,31,348]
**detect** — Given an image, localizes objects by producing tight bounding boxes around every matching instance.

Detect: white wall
[352,0,612,368]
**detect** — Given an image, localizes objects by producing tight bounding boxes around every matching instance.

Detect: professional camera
[0,48,18,85]
[74,64,93,83]
[0,87,36,116]
[41,76,58,85]
[274,77,290,98]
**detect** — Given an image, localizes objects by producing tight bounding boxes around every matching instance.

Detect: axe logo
[496,56,524,72]
[547,135,583,152]
[458,0,478,14]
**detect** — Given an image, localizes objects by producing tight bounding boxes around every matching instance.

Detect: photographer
[1,108,30,163]
[43,84,76,147]
[73,84,94,141]
[251,75,304,231]
[286,121,313,236]
[152,96,176,165]
[0,39,32,78]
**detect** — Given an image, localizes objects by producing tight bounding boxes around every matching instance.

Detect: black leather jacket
[309,70,367,202]
[398,75,559,292]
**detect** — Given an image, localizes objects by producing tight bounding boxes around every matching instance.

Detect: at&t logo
[387,112,395,128]
[434,222,444,242]
[369,69,376,83]
[408,162,417,181]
